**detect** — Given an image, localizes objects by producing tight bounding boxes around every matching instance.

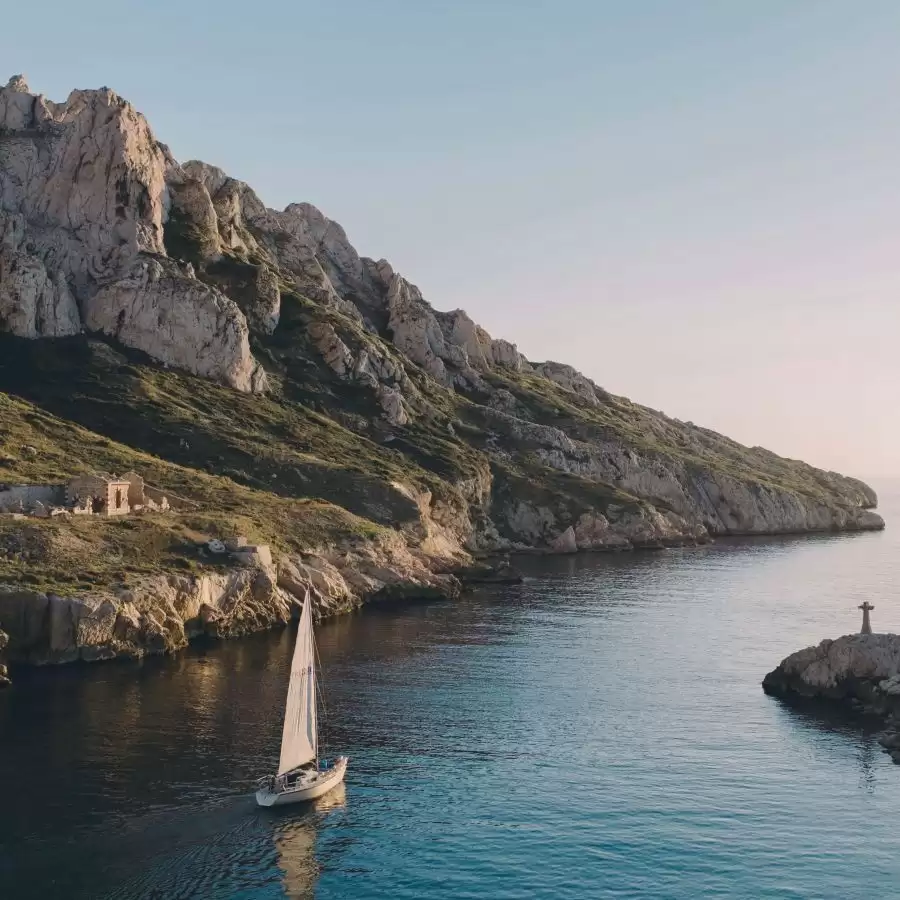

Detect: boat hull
[256,757,348,807]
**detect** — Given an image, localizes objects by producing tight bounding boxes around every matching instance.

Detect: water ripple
[1,485,898,899]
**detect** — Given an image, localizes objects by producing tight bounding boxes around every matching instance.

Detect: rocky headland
[763,633,900,764]
[0,74,884,676]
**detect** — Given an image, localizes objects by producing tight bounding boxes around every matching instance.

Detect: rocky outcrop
[493,491,708,552]
[0,536,461,668]
[0,76,265,392]
[479,406,882,538]
[0,245,81,338]
[532,362,608,406]
[0,567,291,664]
[763,634,900,701]
[763,634,900,766]
[85,257,267,392]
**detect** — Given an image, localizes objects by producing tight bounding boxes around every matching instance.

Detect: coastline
[0,519,886,682]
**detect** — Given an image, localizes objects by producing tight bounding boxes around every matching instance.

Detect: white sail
[277,592,318,775]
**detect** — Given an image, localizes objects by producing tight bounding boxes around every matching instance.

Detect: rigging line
[311,594,331,754]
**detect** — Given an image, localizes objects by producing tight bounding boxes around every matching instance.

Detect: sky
[3,1,898,478]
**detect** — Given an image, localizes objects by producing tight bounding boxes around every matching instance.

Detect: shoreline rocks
[0,537,463,671]
[763,633,900,765]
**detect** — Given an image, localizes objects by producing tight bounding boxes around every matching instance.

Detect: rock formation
[763,633,900,766]
[763,634,900,700]
[0,76,265,392]
[0,539,459,666]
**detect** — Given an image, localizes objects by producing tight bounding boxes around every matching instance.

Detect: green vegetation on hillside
[0,390,386,595]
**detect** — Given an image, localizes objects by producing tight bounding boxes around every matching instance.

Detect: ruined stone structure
[0,484,62,513]
[0,472,171,519]
[67,474,131,516]
[122,471,145,508]
[121,472,171,511]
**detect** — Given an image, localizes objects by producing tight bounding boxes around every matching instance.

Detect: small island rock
[764,633,900,766]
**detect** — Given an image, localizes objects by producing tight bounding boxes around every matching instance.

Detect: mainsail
[278,592,318,775]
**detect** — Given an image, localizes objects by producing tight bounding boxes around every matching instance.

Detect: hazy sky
[4,1,898,478]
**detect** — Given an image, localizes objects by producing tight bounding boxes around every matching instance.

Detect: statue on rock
[859,601,874,634]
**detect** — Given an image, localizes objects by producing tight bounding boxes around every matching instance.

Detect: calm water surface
[2,483,899,899]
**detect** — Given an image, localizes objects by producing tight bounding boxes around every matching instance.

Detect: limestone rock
[550,526,578,553]
[0,568,294,662]
[5,74,29,93]
[533,361,606,406]
[308,321,353,376]
[84,257,266,392]
[763,633,900,700]
[490,338,525,371]
[878,730,900,750]
[0,78,266,393]
[0,80,170,284]
[278,556,355,617]
[0,590,49,649]
[232,544,274,569]
[763,632,900,769]
[377,384,408,425]
[0,532,467,667]
[306,315,417,422]
[251,265,281,334]
[386,273,450,382]
[0,627,8,685]
[0,246,81,337]
[165,177,221,264]
[880,674,900,697]
[501,500,558,546]
[437,310,493,369]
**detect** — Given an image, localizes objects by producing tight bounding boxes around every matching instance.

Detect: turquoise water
[1,484,898,899]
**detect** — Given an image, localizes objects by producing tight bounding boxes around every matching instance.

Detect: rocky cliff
[0,75,885,670]
[0,534,458,667]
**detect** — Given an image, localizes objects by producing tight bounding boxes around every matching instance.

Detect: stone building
[120,471,170,511]
[66,474,131,516]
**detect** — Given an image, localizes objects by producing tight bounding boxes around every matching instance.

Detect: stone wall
[0,484,63,513]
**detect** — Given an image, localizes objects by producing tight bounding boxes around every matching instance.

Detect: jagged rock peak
[0,78,266,393]
[6,74,29,92]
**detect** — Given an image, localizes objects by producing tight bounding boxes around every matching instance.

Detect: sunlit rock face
[0,76,264,392]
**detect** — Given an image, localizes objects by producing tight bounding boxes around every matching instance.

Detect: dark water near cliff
[1,484,899,899]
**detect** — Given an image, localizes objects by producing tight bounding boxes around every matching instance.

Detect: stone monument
[859,601,875,634]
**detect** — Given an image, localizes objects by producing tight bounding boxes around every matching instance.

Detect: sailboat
[255,591,348,807]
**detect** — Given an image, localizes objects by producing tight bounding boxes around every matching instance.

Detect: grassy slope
[0,390,386,595]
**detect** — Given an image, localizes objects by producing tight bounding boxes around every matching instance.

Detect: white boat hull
[255,757,348,807]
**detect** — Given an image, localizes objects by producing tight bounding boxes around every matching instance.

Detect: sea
[1,481,898,900]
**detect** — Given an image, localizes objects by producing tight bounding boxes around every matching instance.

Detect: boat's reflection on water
[274,784,347,899]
